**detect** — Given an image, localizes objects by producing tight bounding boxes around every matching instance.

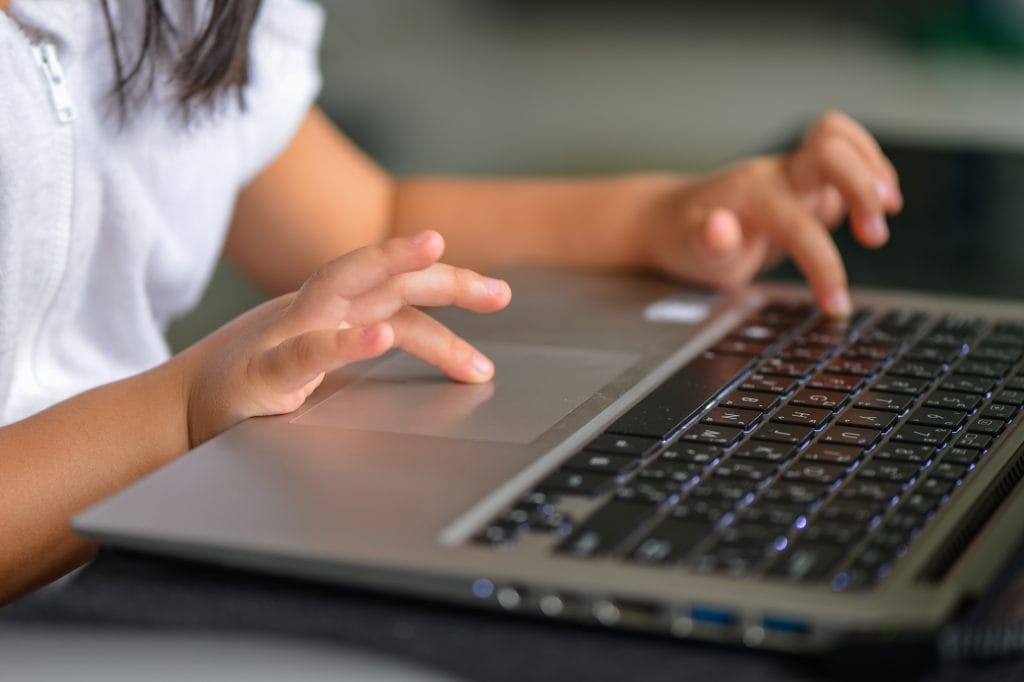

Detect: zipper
[31,42,75,124]
[0,14,77,416]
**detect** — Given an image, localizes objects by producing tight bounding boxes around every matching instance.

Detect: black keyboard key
[968,417,1005,435]
[615,484,674,506]
[971,345,1022,364]
[538,470,616,497]
[751,423,813,445]
[957,360,1010,379]
[904,345,961,364]
[888,360,943,380]
[840,480,901,503]
[856,460,920,485]
[740,373,797,395]
[689,479,757,503]
[819,426,879,449]
[803,521,864,545]
[907,407,967,429]
[720,390,779,413]
[636,462,702,485]
[1004,375,1024,390]
[671,498,733,523]
[607,353,753,438]
[701,406,762,429]
[919,476,955,498]
[659,445,721,466]
[732,441,797,463]
[801,443,863,465]
[941,447,979,466]
[901,492,940,516]
[818,499,886,524]
[713,458,779,482]
[790,388,849,411]
[854,390,914,413]
[739,502,805,527]
[825,358,879,377]
[712,339,770,356]
[778,344,831,362]
[872,376,928,396]
[931,462,968,481]
[981,403,1017,420]
[475,523,518,545]
[843,342,896,361]
[941,374,996,395]
[720,521,789,547]
[761,481,828,506]
[691,541,766,576]
[772,405,832,428]
[730,322,782,342]
[783,461,847,485]
[873,310,928,337]
[873,444,934,465]
[563,451,639,476]
[767,541,845,582]
[957,432,993,450]
[993,389,1024,406]
[837,408,896,431]
[559,500,659,556]
[758,358,815,378]
[892,425,952,446]
[586,434,660,458]
[628,518,713,564]
[681,424,743,446]
[807,373,864,393]
[925,391,981,412]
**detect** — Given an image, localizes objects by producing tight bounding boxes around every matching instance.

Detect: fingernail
[827,290,853,318]
[864,215,889,244]
[481,277,508,297]
[472,352,493,376]
[408,230,433,245]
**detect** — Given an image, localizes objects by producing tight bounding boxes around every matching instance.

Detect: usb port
[690,605,736,626]
[762,615,808,635]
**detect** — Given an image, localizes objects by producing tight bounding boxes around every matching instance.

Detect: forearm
[390,173,688,273]
[0,358,190,603]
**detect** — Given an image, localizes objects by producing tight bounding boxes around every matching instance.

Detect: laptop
[74,143,1024,655]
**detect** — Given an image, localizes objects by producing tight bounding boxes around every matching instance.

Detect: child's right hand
[177,231,511,447]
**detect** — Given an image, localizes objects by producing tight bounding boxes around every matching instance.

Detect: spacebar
[606,353,753,439]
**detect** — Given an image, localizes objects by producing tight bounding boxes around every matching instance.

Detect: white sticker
[644,292,719,324]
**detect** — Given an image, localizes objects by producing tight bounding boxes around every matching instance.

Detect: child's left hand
[639,111,902,317]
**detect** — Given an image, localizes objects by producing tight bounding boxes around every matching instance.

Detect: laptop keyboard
[473,302,1024,591]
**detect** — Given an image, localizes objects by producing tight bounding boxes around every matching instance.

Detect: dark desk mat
[3,549,1024,682]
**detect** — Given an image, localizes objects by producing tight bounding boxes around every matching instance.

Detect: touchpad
[293,342,639,444]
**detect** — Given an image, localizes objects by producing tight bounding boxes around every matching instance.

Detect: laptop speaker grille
[918,445,1024,583]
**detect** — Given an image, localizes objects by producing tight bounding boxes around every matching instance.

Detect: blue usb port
[762,615,808,635]
[690,605,735,626]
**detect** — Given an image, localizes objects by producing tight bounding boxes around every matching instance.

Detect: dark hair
[97,0,263,116]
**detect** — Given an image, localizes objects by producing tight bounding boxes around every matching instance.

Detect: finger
[758,192,851,318]
[258,321,395,392]
[702,208,743,255]
[810,111,902,211]
[389,307,495,383]
[286,231,445,329]
[344,265,511,325]
[793,135,889,248]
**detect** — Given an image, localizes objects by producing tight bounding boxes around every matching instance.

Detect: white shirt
[0,0,323,423]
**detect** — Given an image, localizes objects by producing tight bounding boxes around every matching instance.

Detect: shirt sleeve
[234,0,325,185]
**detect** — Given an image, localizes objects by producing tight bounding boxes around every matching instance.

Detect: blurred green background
[166,0,1024,351]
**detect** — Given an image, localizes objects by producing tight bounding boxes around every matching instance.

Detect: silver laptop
[73,263,1024,654]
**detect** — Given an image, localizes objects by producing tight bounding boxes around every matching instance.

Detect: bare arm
[0,360,190,602]
[226,108,900,317]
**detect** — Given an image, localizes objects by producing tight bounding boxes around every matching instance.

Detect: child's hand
[178,231,511,446]
[641,111,902,317]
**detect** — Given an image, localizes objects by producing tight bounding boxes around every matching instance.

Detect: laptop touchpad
[293,342,639,444]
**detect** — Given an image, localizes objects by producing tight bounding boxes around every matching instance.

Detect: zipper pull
[31,42,75,125]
